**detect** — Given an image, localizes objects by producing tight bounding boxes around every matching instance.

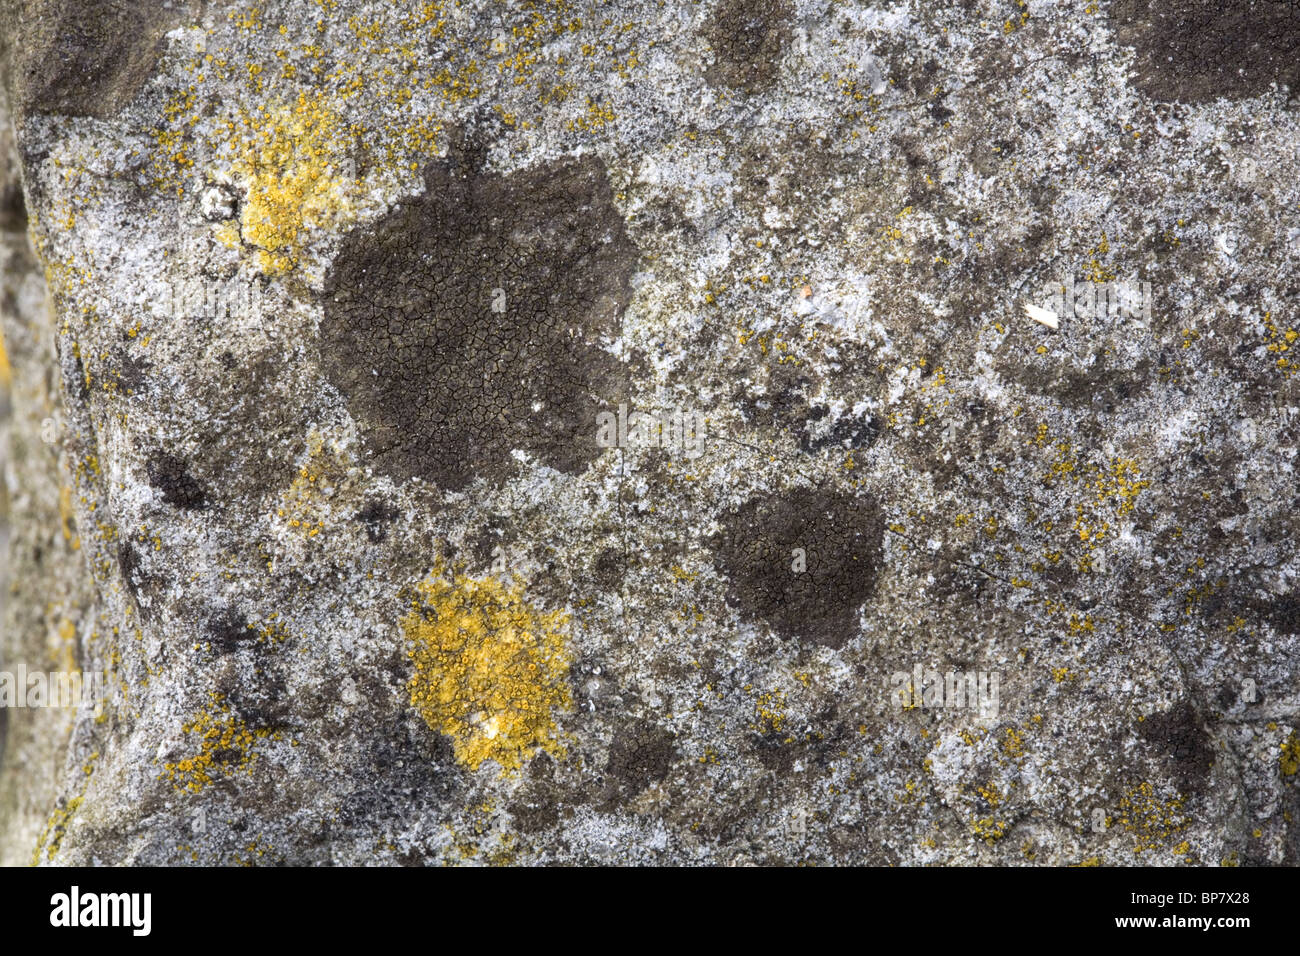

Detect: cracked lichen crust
[1110,0,1300,103]
[710,488,885,649]
[321,140,635,491]
[702,0,794,95]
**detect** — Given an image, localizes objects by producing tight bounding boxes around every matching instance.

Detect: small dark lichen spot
[211,747,241,766]
[146,452,208,510]
[1110,0,1300,103]
[321,135,636,491]
[0,136,26,234]
[340,721,459,831]
[206,607,254,654]
[116,539,166,621]
[508,752,564,834]
[214,653,289,730]
[710,488,885,648]
[356,500,399,543]
[1138,702,1213,795]
[702,0,794,95]
[106,350,150,396]
[603,726,676,806]
[65,351,90,404]
[117,540,142,603]
[928,98,955,123]
[592,547,627,591]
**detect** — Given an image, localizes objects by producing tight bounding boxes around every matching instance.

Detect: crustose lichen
[402,567,573,774]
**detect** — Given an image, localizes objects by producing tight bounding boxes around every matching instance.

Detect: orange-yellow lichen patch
[161,692,280,793]
[1116,782,1188,854]
[1282,730,1300,777]
[1264,311,1298,376]
[221,91,361,275]
[0,323,11,388]
[402,567,573,773]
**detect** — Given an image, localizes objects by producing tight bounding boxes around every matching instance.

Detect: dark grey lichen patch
[1110,0,1300,103]
[710,488,885,649]
[1137,702,1214,796]
[601,724,676,807]
[0,0,200,119]
[702,0,794,95]
[321,144,636,492]
[355,500,399,544]
[206,607,255,654]
[146,452,208,511]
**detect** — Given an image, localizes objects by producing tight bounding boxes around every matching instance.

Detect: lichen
[402,566,573,773]
[0,323,10,387]
[221,92,361,275]
[161,692,281,793]
[1282,731,1300,778]
[1116,782,1189,854]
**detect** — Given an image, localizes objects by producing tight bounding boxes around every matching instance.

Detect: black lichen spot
[117,538,172,623]
[64,351,90,404]
[356,500,399,543]
[1138,702,1214,795]
[117,540,142,603]
[106,350,150,396]
[928,96,954,123]
[0,136,26,234]
[206,607,255,654]
[602,725,676,807]
[213,648,289,730]
[321,139,636,492]
[508,752,563,834]
[146,452,207,510]
[710,488,885,648]
[1110,0,1300,103]
[339,719,459,832]
[702,0,794,95]
[591,547,627,591]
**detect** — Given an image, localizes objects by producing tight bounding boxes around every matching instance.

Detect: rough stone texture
[0,0,1298,866]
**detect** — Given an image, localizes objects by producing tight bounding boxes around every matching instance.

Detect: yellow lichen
[402,566,573,773]
[0,323,10,387]
[1281,730,1300,777]
[222,92,360,275]
[275,430,354,538]
[32,797,83,865]
[161,692,280,793]
[1116,782,1188,854]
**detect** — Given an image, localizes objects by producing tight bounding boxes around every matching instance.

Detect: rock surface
[0,0,1298,865]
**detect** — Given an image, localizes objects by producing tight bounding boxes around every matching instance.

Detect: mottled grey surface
[0,0,1298,866]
